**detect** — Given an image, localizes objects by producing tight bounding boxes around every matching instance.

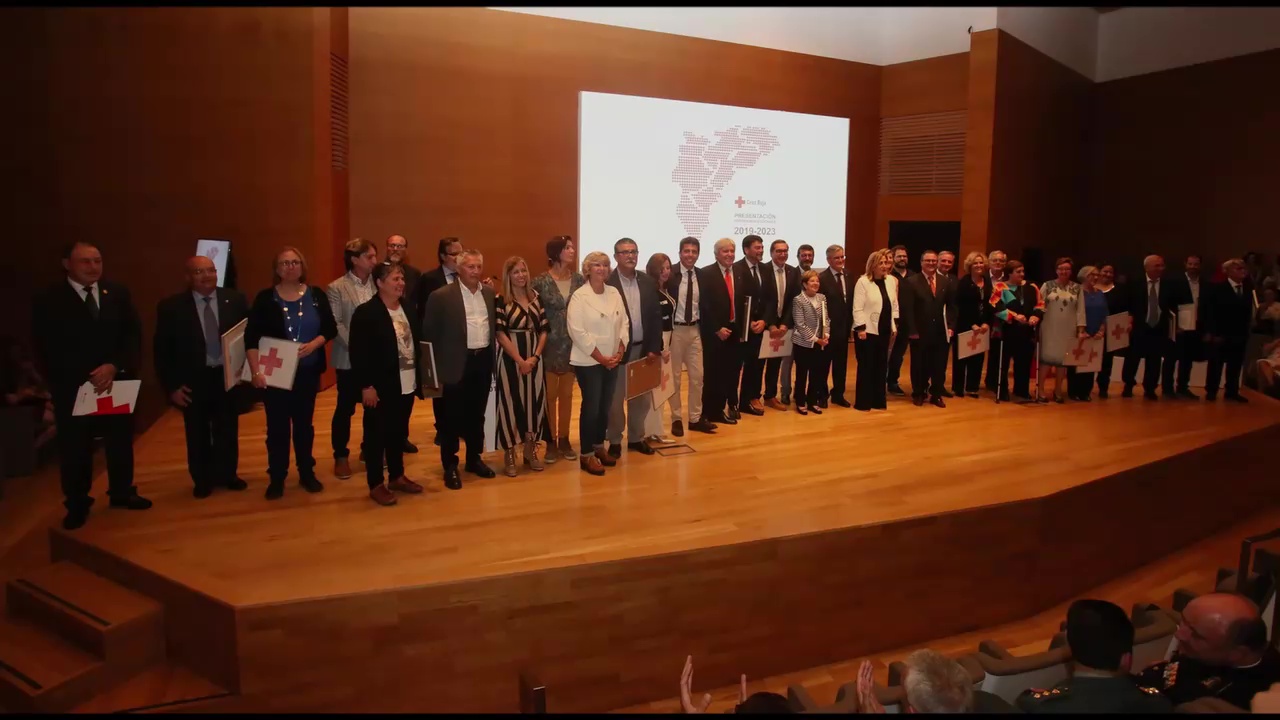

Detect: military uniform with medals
[1015,673,1172,713]
[1135,647,1280,710]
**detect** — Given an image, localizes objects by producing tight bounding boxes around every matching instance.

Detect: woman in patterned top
[495,257,551,477]
[1037,257,1087,403]
[990,260,1044,401]
[529,236,584,464]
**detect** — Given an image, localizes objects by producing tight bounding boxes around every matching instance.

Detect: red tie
[725,268,735,322]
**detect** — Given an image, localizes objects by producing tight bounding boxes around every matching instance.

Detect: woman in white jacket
[852,249,899,411]
[566,251,629,476]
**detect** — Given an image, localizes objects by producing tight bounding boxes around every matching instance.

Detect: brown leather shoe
[580,455,605,476]
[764,398,786,411]
[387,476,423,494]
[594,446,617,467]
[749,399,765,413]
[369,485,397,506]
[334,457,352,480]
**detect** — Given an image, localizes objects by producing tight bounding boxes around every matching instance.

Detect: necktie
[776,267,785,315]
[1236,284,1243,299]
[836,271,845,300]
[1147,280,1159,327]
[84,285,100,320]
[684,269,694,323]
[203,296,222,363]
[750,263,759,286]
[928,274,936,297]
[725,267,735,323]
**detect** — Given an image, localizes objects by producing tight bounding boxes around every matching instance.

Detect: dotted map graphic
[671,126,780,238]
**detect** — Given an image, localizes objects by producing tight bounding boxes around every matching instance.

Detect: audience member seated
[1017,599,1172,713]
[1256,287,1280,336]
[678,655,793,714]
[0,336,55,436]
[1256,337,1280,395]
[976,637,1070,704]
[856,650,1012,713]
[1136,592,1280,710]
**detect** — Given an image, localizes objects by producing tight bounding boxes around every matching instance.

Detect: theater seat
[1131,608,1179,670]
[975,639,1070,704]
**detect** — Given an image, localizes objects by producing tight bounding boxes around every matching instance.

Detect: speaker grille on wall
[878,111,966,195]
[330,53,349,171]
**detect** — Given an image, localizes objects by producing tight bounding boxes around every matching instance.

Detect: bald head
[186,255,218,295]
[1177,593,1268,666]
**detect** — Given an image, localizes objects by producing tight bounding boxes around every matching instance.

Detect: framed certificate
[221,318,248,391]
[626,354,662,399]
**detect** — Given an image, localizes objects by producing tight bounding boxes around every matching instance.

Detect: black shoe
[939,388,955,399]
[710,413,737,425]
[998,392,1011,402]
[299,475,324,493]
[1177,389,1200,400]
[265,482,284,500]
[628,441,656,456]
[913,396,925,407]
[671,420,684,437]
[1162,389,1178,399]
[831,396,851,408]
[109,494,153,510]
[358,450,364,463]
[1098,388,1109,399]
[1225,394,1249,404]
[62,509,89,531]
[738,405,764,417]
[464,460,496,479]
[403,440,419,454]
[728,406,741,421]
[444,466,463,490]
[817,398,829,409]
[1144,392,1159,401]
[607,444,622,460]
[888,385,907,397]
[1121,385,1135,398]
[967,392,980,399]
[809,405,822,415]
[193,484,213,499]
[224,477,248,491]
[688,419,717,434]
[780,393,791,405]
[1205,391,1218,401]
[930,396,946,408]
[433,433,441,447]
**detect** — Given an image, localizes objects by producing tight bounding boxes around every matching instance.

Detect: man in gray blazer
[326,238,380,480]
[421,248,498,489]
[605,238,664,458]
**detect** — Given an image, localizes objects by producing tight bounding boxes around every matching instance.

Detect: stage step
[0,615,105,712]
[70,661,233,714]
[6,561,165,669]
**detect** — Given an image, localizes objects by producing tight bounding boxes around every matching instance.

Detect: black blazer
[761,262,802,329]
[153,288,249,396]
[900,272,958,341]
[656,290,674,340]
[1202,279,1255,340]
[349,294,423,402]
[411,266,448,323]
[955,275,994,330]
[606,270,664,356]
[421,281,497,386]
[697,263,737,339]
[1165,274,1208,332]
[817,268,855,341]
[1127,275,1178,338]
[32,279,142,400]
[245,286,338,374]
[666,263,703,325]
[399,262,423,318]
[731,259,767,331]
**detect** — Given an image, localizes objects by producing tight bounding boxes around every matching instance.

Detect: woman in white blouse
[852,249,899,411]
[791,269,831,416]
[566,251,630,476]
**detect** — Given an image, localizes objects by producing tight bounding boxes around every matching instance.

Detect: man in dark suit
[886,245,915,396]
[817,245,855,408]
[899,249,957,408]
[697,238,741,426]
[1121,254,1177,400]
[761,239,801,410]
[1202,258,1254,403]
[411,236,464,446]
[422,248,497,489]
[154,256,250,499]
[385,234,421,312]
[605,238,664,457]
[732,235,768,417]
[32,242,151,530]
[1162,254,1204,400]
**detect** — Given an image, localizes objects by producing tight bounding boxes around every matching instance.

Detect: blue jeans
[574,363,618,455]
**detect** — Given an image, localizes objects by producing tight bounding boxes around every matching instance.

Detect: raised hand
[679,655,713,714]
[857,660,885,714]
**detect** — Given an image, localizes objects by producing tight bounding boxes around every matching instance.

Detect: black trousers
[263,366,322,483]
[1121,326,1166,393]
[574,363,617,454]
[984,335,1004,390]
[438,349,493,468]
[854,333,889,410]
[1206,336,1247,397]
[823,335,850,401]
[1000,335,1034,398]
[1098,344,1121,392]
[952,343,985,395]
[887,330,910,387]
[1163,331,1201,393]
[1067,367,1096,398]
[331,368,368,459]
[792,344,828,407]
[909,335,947,399]
[365,391,414,489]
[738,333,764,407]
[182,365,239,489]
[52,388,135,512]
[702,334,741,419]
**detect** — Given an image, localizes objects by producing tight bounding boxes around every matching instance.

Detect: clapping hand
[679,655,713,714]
[857,661,885,714]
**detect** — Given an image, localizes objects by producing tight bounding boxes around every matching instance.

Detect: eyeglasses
[616,250,639,256]
[387,243,407,250]
[278,259,302,268]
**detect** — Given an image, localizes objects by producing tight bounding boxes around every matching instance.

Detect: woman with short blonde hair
[567,251,629,475]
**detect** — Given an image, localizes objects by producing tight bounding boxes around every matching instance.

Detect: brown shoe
[594,446,617,467]
[749,399,766,413]
[580,455,605,476]
[387,476,423,494]
[764,398,786,411]
[544,438,561,465]
[369,485,397,506]
[503,448,518,477]
[524,438,544,471]
[334,457,352,480]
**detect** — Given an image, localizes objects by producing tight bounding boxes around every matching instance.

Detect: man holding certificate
[154,256,249,498]
[33,241,150,530]
[761,239,801,411]
[605,238,662,459]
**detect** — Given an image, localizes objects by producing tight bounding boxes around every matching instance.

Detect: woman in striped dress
[494,256,551,477]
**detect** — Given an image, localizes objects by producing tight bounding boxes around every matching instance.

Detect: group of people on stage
[31,236,1273,528]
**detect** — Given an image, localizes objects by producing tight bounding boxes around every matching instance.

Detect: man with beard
[886,245,915,396]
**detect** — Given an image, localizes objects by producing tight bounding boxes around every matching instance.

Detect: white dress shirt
[461,283,490,349]
[674,264,700,323]
[68,277,100,306]
[566,284,630,366]
[617,271,644,343]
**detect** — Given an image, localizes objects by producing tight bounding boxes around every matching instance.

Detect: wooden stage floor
[48,378,1280,712]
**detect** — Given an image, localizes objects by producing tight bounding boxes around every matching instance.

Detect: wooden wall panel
[959,30,999,262]
[2,8,338,429]
[1085,48,1280,279]
[347,7,881,276]
[880,52,969,118]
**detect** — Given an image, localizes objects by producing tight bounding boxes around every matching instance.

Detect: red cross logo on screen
[769,335,786,352]
[735,196,746,208]
[95,396,131,415]
[259,347,285,376]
